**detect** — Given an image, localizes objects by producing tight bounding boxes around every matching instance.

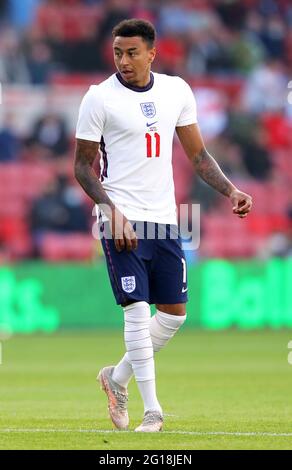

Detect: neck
[116,71,154,93]
[134,72,151,88]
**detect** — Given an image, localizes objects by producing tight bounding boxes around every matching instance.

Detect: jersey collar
[115,72,154,92]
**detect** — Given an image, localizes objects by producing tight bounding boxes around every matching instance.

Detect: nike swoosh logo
[146,121,158,127]
[182,287,188,293]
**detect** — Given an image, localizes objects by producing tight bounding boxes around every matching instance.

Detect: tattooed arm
[74,138,137,250]
[176,124,252,217]
[74,138,114,213]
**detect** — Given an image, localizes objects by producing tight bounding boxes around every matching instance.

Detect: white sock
[137,379,162,414]
[112,354,132,388]
[150,310,186,352]
[123,301,161,413]
[113,309,186,391]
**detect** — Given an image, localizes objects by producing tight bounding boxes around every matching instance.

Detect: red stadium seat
[40,233,94,261]
[36,3,101,41]
[7,236,32,260]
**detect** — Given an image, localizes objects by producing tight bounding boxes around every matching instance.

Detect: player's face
[113,36,156,87]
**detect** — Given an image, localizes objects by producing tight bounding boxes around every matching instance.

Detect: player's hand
[110,210,138,252]
[229,189,252,218]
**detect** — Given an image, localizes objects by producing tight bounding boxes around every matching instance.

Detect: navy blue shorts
[99,221,188,306]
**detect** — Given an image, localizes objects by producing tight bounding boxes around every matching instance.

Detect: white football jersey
[75,72,197,224]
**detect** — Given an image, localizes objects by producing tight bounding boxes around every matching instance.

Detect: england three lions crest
[140,102,156,118]
[121,276,136,293]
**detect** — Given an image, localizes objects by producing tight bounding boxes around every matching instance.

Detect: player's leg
[97,221,148,429]
[155,303,186,315]
[113,303,186,385]
[110,299,135,391]
[112,301,186,432]
[98,222,162,430]
[131,303,186,432]
[122,300,163,432]
[148,223,188,353]
[112,300,163,431]
[133,224,188,431]
[113,224,189,431]
[149,302,186,353]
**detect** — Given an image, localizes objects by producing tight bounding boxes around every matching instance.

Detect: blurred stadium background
[0,0,292,332]
[1,0,292,451]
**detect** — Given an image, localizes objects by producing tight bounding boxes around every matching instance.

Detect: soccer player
[74,19,252,432]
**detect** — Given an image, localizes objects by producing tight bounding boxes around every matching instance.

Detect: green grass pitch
[1,329,292,450]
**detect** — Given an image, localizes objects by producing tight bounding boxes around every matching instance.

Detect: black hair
[112,18,156,48]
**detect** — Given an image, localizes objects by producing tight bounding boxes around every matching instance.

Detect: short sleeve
[176,79,198,127]
[75,86,105,142]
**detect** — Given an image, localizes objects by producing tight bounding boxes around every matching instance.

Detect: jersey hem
[176,119,198,127]
[75,133,101,142]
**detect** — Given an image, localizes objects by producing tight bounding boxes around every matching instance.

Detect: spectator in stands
[215,0,248,31]
[227,104,273,181]
[26,113,70,160]
[0,0,291,260]
[158,0,191,35]
[212,134,249,180]
[186,28,233,76]
[29,174,89,257]
[26,40,55,84]
[63,26,100,73]
[0,27,30,83]
[228,29,266,74]
[240,125,273,181]
[98,0,134,38]
[2,0,289,80]
[0,113,21,162]
[155,33,187,75]
[95,0,134,71]
[242,58,287,113]
[260,14,286,59]
[194,87,228,141]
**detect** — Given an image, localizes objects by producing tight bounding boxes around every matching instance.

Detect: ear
[149,47,156,63]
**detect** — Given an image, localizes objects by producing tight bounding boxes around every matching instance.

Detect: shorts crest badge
[121,276,136,293]
[140,102,156,118]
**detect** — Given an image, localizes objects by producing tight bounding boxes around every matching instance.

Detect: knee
[150,309,186,353]
[155,303,186,316]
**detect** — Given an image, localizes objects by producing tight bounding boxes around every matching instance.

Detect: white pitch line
[1,429,292,437]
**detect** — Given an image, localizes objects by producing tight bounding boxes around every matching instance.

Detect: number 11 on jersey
[145,132,160,158]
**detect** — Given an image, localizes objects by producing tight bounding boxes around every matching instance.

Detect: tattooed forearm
[193,147,236,197]
[74,139,115,215]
